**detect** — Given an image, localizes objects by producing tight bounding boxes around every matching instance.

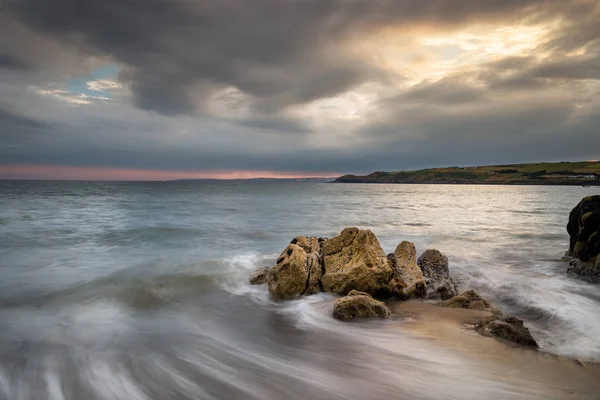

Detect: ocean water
[1,180,599,399]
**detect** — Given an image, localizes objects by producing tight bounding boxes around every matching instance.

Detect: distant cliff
[335,161,600,185]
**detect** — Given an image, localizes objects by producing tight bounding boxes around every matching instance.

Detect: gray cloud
[0,53,28,70]
[3,0,571,115]
[1,0,600,176]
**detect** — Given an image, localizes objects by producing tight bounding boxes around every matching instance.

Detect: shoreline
[387,300,600,398]
[332,180,600,186]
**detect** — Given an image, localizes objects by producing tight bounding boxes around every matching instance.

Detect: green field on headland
[335,161,600,185]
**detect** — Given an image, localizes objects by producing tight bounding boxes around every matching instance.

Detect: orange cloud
[0,165,339,181]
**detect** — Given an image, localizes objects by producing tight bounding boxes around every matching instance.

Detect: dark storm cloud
[3,0,573,115]
[0,106,50,131]
[239,117,311,134]
[1,0,600,176]
[0,53,28,70]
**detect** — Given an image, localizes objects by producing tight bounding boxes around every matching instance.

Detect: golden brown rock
[321,228,394,295]
[386,241,427,299]
[291,236,323,295]
[333,291,391,321]
[267,244,309,300]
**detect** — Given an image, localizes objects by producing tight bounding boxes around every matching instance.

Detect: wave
[0,252,277,310]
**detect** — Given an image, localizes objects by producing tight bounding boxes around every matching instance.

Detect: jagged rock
[417,249,458,300]
[321,228,394,295]
[333,290,391,321]
[439,290,502,315]
[291,235,323,295]
[386,241,427,299]
[267,236,323,299]
[477,316,538,348]
[267,243,309,300]
[566,196,600,282]
[567,195,600,261]
[249,267,270,285]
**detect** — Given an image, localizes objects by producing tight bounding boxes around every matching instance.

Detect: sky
[1,0,599,180]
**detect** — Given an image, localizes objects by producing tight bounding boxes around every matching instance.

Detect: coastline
[388,300,600,399]
[332,180,600,186]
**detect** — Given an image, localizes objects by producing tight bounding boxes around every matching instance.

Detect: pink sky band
[0,165,339,181]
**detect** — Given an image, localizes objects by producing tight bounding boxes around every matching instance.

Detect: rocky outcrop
[333,290,391,321]
[417,249,458,299]
[439,290,501,315]
[476,317,538,348]
[386,241,427,299]
[321,228,394,295]
[249,267,270,285]
[566,196,600,282]
[259,228,430,300]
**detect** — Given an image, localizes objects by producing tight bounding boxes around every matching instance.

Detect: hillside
[335,161,600,185]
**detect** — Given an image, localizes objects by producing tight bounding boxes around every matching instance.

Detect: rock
[566,196,600,281]
[386,241,427,299]
[267,236,323,299]
[439,290,502,315]
[567,196,600,261]
[321,228,394,295]
[477,316,538,348]
[440,290,538,347]
[267,243,309,300]
[291,235,323,295]
[333,291,391,321]
[417,249,458,300]
[249,267,270,285]
[567,257,600,283]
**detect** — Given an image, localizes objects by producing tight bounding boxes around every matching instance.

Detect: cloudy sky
[1,0,599,179]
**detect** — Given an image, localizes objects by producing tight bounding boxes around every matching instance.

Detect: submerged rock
[386,241,427,299]
[439,290,501,315]
[249,267,270,285]
[417,249,458,300]
[567,258,600,283]
[440,290,537,347]
[333,290,391,321]
[321,228,394,295]
[477,316,538,348]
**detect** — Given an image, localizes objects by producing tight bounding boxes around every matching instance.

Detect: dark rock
[567,196,600,262]
[249,267,270,285]
[567,257,600,283]
[477,316,538,348]
[333,291,391,321]
[417,249,458,300]
[566,195,600,281]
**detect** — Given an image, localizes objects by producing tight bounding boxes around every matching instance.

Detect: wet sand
[389,300,600,400]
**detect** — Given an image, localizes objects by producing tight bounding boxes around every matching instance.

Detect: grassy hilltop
[335,161,600,185]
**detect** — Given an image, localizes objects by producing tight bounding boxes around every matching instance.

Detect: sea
[1,180,599,400]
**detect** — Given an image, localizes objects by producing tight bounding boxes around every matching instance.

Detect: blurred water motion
[1,180,599,399]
